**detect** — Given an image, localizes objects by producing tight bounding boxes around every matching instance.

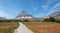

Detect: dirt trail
[14,22,34,33]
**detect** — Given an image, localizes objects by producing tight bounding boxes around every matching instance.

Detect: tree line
[0,17,60,23]
[43,17,60,23]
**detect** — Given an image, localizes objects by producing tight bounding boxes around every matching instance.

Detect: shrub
[23,19,29,22]
[43,18,49,22]
[43,17,55,22]
[48,17,55,22]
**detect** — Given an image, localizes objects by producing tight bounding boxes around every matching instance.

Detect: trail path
[14,22,34,33]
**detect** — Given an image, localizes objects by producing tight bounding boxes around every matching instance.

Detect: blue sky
[0,0,60,19]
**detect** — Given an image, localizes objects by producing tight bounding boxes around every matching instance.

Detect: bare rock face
[51,12,60,20]
[49,11,60,19]
[16,10,34,19]
[50,11,60,17]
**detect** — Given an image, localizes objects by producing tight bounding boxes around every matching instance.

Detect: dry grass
[0,22,19,33]
[23,22,60,33]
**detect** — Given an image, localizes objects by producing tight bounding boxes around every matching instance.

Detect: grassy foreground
[0,22,19,33]
[23,22,60,33]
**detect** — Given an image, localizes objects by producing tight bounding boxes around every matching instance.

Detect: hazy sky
[0,0,60,19]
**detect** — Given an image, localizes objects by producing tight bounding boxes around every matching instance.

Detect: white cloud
[45,10,56,16]
[0,11,16,19]
[41,0,51,10]
[45,1,60,15]
[34,7,37,11]
[0,11,8,17]
[48,2,60,14]
[46,0,58,6]
[38,14,44,17]
[42,5,48,10]
[42,6,46,8]
[35,13,44,18]
[42,0,58,10]
[53,2,60,9]
[31,1,34,8]
[31,1,38,11]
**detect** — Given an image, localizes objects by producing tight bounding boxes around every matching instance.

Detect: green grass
[0,22,59,33]
[0,22,19,33]
[23,22,59,25]
[23,22,60,33]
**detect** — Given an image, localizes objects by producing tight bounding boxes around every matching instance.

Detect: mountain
[0,17,6,20]
[43,11,60,20]
[49,11,60,20]
[16,10,34,19]
[37,11,60,21]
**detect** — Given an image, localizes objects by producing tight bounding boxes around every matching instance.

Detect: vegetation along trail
[14,22,34,33]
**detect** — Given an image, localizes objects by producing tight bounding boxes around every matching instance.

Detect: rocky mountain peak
[16,10,33,19]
